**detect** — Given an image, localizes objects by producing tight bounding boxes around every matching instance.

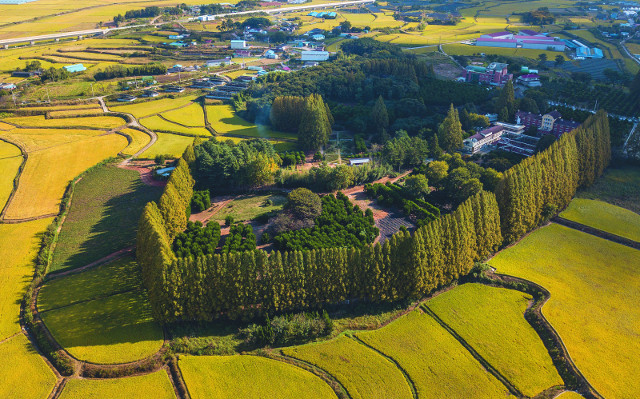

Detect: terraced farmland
[0,334,57,399]
[356,309,511,399]
[490,224,640,399]
[427,284,562,397]
[120,128,152,156]
[140,115,210,136]
[162,102,206,127]
[140,132,196,158]
[0,140,22,210]
[4,115,125,129]
[59,371,176,399]
[179,355,337,399]
[110,95,199,119]
[206,104,296,140]
[283,335,413,399]
[560,198,640,242]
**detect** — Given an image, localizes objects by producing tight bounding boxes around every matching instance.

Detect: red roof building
[516,110,581,138]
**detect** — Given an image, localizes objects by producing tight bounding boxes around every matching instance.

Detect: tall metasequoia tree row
[496,79,515,121]
[299,94,332,150]
[438,104,464,152]
[370,95,389,142]
[270,95,305,132]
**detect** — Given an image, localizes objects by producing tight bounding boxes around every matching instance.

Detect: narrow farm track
[551,217,640,250]
[275,353,352,399]
[46,247,134,280]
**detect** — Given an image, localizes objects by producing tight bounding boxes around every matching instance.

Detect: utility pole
[90,82,94,97]
[46,88,51,103]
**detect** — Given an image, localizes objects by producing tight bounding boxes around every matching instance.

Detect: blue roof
[576,46,604,58]
[327,12,337,16]
[308,11,317,16]
[63,63,86,73]
[562,39,579,49]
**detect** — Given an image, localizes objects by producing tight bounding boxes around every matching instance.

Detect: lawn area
[0,334,57,399]
[4,115,125,129]
[206,104,297,140]
[140,115,210,136]
[575,166,640,213]
[2,133,128,220]
[427,284,562,397]
[560,198,640,242]
[0,140,22,210]
[357,309,511,399]
[283,336,413,399]
[120,127,151,156]
[140,132,196,159]
[59,371,176,399]
[489,224,640,399]
[0,218,53,341]
[210,193,286,223]
[161,102,206,127]
[110,95,199,119]
[51,164,162,272]
[179,355,337,399]
[40,266,163,364]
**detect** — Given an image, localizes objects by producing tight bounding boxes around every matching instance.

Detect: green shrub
[225,215,234,226]
[240,311,333,347]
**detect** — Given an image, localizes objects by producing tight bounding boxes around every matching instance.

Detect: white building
[230,40,248,50]
[205,57,233,67]
[311,34,325,41]
[463,125,504,154]
[300,50,330,62]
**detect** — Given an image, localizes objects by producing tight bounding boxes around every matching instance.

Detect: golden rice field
[427,284,562,397]
[0,218,53,341]
[0,334,57,399]
[356,309,511,399]
[17,103,100,112]
[490,224,640,399]
[0,140,22,210]
[0,128,101,152]
[283,335,413,399]
[161,102,206,127]
[179,355,337,399]
[2,133,127,220]
[206,104,297,140]
[59,371,176,399]
[4,115,125,129]
[110,95,199,119]
[140,132,195,159]
[560,198,640,242]
[120,127,151,156]
[556,392,585,399]
[48,108,104,117]
[140,115,210,136]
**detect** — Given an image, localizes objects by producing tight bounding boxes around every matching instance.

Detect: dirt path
[46,246,134,280]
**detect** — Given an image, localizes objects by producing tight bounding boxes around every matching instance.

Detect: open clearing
[560,198,640,242]
[209,193,286,224]
[40,257,164,364]
[140,132,196,158]
[427,283,562,397]
[0,334,57,399]
[59,371,176,399]
[179,355,337,399]
[2,133,127,220]
[357,309,511,399]
[283,335,413,399]
[51,164,162,272]
[490,224,640,399]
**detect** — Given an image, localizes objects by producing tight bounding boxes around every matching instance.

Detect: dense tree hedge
[222,223,257,253]
[272,192,379,251]
[94,64,167,81]
[365,182,440,226]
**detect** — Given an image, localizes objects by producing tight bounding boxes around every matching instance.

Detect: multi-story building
[463,125,504,154]
[516,110,581,138]
[463,62,512,86]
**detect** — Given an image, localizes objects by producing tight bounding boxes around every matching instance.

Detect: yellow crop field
[0,218,52,341]
[490,224,640,399]
[120,128,151,156]
[140,115,210,136]
[357,310,511,399]
[206,105,297,140]
[0,140,22,210]
[48,108,104,117]
[161,103,206,127]
[367,12,405,29]
[283,336,413,399]
[427,284,562,397]
[180,355,337,399]
[0,128,101,152]
[0,334,57,399]
[60,372,176,399]
[223,69,256,80]
[556,392,585,399]
[560,198,640,242]
[3,133,127,220]
[18,103,100,112]
[4,115,125,129]
[0,121,14,130]
[140,132,196,158]
[110,95,199,118]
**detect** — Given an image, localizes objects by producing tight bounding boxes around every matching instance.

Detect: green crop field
[427,284,562,397]
[120,128,151,156]
[140,115,211,136]
[0,219,53,341]
[179,355,337,399]
[162,103,206,127]
[440,43,568,60]
[210,194,286,223]
[206,105,297,140]
[0,334,57,399]
[490,224,640,399]
[357,309,511,399]
[40,257,164,364]
[110,95,199,119]
[59,371,176,399]
[51,164,162,272]
[4,115,126,129]
[575,166,640,213]
[140,132,196,159]
[283,336,413,399]
[0,140,22,210]
[560,198,640,242]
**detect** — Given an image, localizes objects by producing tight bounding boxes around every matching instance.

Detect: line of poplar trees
[136,111,610,322]
[496,110,610,243]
